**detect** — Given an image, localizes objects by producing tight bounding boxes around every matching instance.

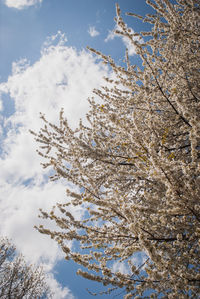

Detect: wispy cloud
[104,29,115,43]
[4,0,42,9]
[0,31,108,298]
[105,25,142,56]
[88,26,100,37]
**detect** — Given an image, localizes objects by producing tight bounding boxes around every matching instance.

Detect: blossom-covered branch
[32,0,200,297]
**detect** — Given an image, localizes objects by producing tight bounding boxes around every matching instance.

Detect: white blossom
[33,0,200,298]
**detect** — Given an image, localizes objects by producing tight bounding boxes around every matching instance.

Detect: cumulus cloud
[88,26,100,37]
[4,0,42,9]
[0,32,108,182]
[46,274,75,299]
[0,31,108,297]
[0,180,78,298]
[105,25,142,56]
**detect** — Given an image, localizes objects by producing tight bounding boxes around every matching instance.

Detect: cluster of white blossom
[33,0,200,297]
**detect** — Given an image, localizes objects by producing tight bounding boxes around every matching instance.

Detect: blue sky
[0,0,153,298]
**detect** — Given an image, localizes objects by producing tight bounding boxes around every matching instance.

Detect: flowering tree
[0,238,51,298]
[33,0,200,297]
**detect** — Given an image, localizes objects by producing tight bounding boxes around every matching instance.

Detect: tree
[32,0,200,297]
[0,237,51,298]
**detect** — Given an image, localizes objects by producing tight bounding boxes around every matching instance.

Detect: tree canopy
[32,0,200,298]
[0,237,51,299]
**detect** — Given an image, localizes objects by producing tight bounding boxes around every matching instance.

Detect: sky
[0,0,153,298]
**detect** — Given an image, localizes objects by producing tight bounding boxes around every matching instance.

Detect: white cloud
[4,0,42,9]
[0,31,108,297]
[0,32,108,183]
[131,252,148,269]
[46,274,75,299]
[88,26,100,37]
[112,260,130,275]
[104,30,115,43]
[0,100,3,111]
[105,25,142,56]
[111,252,148,282]
[0,180,79,298]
